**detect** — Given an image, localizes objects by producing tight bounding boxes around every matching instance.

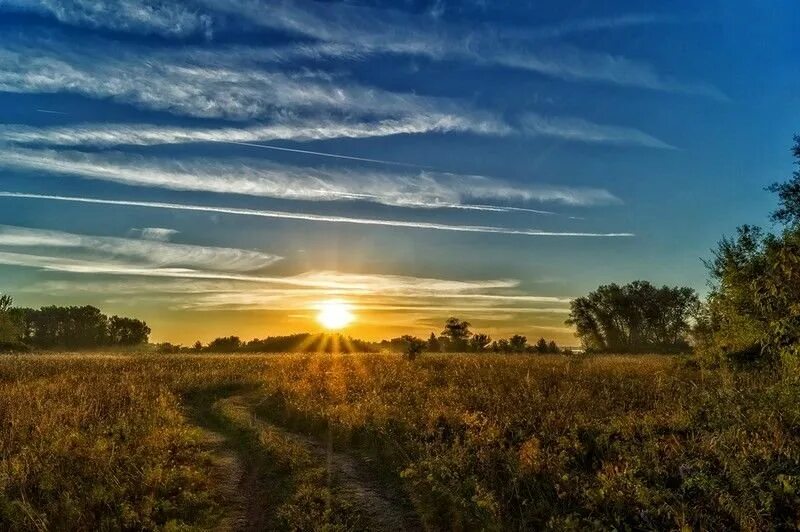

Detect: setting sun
[316,300,355,330]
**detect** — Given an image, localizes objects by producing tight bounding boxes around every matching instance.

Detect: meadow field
[1,352,799,531]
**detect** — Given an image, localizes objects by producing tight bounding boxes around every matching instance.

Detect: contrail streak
[0,192,634,238]
[224,141,427,168]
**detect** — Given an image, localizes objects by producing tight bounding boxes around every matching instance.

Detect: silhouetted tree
[400,335,426,360]
[207,336,242,352]
[548,340,559,353]
[566,281,698,353]
[426,332,441,352]
[0,295,22,349]
[470,333,491,352]
[441,317,472,352]
[107,316,150,345]
[193,341,203,352]
[533,337,548,353]
[509,335,528,353]
[494,338,511,353]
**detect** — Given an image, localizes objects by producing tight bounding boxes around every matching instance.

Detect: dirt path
[188,390,423,531]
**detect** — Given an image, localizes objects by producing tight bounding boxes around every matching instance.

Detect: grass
[1,352,799,530]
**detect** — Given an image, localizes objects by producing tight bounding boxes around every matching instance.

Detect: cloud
[521,14,671,40]
[0,146,621,209]
[18,276,572,314]
[0,34,512,124]
[0,224,281,272]
[0,115,508,148]
[205,1,725,98]
[0,0,214,38]
[0,192,636,237]
[0,109,670,151]
[521,113,676,149]
[130,227,178,242]
[0,2,724,99]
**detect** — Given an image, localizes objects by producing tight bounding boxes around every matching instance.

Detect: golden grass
[1,353,799,530]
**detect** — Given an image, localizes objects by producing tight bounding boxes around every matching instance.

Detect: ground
[1,353,799,530]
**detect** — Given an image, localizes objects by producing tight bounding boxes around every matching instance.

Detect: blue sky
[0,0,797,343]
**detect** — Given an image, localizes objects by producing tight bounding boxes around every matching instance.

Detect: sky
[0,0,798,344]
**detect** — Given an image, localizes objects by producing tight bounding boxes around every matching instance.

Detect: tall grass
[1,353,798,530]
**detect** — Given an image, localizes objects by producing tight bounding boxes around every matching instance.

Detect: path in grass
[187,388,422,531]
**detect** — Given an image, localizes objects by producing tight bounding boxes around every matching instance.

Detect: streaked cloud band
[0,192,635,238]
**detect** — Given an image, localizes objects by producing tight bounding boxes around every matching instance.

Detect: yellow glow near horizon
[316,300,355,330]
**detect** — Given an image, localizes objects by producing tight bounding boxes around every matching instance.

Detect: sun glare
[316,300,355,330]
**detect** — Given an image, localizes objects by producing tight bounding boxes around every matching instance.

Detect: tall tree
[426,332,441,352]
[509,335,528,353]
[566,281,698,353]
[441,317,472,352]
[470,333,491,352]
[0,295,20,346]
[701,136,800,362]
[108,316,151,345]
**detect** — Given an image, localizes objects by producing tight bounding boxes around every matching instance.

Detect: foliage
[400,335,426,360]
[469,333,491,352]
[5,304,149,349]
[441,317,472,351]
[197,333,377,354]
[108,316,151,345]
[426,332,441,353]
[701,135,800,364]
[206,336,243,352]
[566,281,699,353]
[0,294,22,351]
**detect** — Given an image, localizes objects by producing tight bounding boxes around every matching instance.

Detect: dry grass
[1,352,799,530]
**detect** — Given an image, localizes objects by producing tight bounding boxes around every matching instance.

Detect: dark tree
[108,316,151,345]
[766,135,800,227]
[494,338,511,353]
[441,317,472,352]
[547,340,559,353]
[207,336,243,352]
[509,335,528,353]
[0,295,21,348]
[566,281,699,353]
[470,333,491,352]
[534,337,549,353]
[400,335,426,360]
[696,136,800,364]
[426,332,441,352]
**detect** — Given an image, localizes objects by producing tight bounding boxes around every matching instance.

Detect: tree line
[0,298,150,351]
[565,134,800,365]
[156,333,376,354]
[389,317,562,360]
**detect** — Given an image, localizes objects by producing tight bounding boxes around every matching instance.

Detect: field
[1,353,799,531]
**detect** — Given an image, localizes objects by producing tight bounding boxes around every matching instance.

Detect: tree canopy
[2,302,150,350]
[698,135,800,363]
[566,281,698,353]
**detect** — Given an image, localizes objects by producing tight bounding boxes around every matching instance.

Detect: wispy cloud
[521,113,676,149]
[130,227,178,242]
[0,108,669,150]
[0,192,635,237]
[18,276,572,314]
[206,1,724,98]
[0,225,281,272]
[0,115,507,149]
[0,147,621,208]
[0,0,214,38]
[0,34,509,124]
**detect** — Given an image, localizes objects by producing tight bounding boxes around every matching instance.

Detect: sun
[316,300,355,330]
